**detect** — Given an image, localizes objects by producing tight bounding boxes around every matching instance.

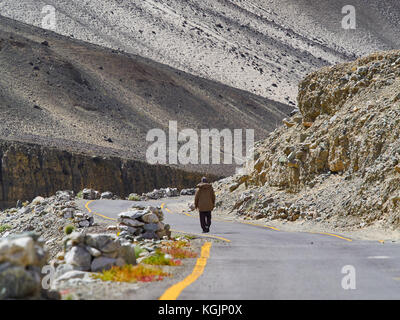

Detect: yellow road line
[162,203,179,214]
[84,200,94,212]
[162,205,231,242]
[148,203,354,243]
[85,200,117,221]
[159,242,212,300]
[171,229,231,243]
[183,211,193,217]
[162,203,192,218]
[84,201,216,300]
[183,211,225,221]
[86,201,230,242]
[310,232,352,242]
[163,203,279,231]
[239,220,280,231]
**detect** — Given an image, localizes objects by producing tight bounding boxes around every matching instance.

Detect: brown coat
[194,183,216,212]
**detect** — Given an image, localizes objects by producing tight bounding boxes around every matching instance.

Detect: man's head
[201,177,207,183]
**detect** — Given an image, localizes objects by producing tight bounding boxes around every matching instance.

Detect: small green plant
[142,250,182,266]
[76,191,83,199]
[0,224,11,233]
[128,194,141,201]
[63,294,74,300]
[64,224,75,235]
[183,234,197,240]
[134,246,146,259]
[92,264,169,283]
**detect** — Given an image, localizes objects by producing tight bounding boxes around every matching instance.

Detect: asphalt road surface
[79,197,400,300]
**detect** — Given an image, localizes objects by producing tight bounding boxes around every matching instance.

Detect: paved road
[80,198,400,300]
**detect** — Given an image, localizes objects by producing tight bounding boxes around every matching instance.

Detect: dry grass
[0,224,11,233]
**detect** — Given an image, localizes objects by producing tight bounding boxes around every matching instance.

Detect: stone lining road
[80,197,400,299]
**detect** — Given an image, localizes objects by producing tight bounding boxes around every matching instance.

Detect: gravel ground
[1,0,400,105]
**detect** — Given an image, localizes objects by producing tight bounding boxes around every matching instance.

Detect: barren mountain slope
[1,0,399,105]
[0,15,290,176]
[214,50,400,230]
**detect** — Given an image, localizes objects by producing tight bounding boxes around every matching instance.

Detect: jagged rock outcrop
[0,140,217,207]
[216,50,400,228]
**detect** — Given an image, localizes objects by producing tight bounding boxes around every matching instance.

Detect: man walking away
[194,177,216,233]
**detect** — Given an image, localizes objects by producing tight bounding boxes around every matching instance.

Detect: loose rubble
[0,186,197,299]
[82,188,101,200]
[83,187,194,201]
[51,232,137,274]
[0,190,95,259]
[0,186,186,259]
[50,235,199,299]
[117,205,171,240]
[215,50,400,230]
[180,188,196,196]
[141,187,180,200]
[82,189,120,200]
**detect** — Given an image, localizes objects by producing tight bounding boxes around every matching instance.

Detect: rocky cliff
[215,50,400,229]
[0,140,216,207]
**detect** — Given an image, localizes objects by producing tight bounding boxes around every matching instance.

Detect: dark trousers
[199,211,212,231]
